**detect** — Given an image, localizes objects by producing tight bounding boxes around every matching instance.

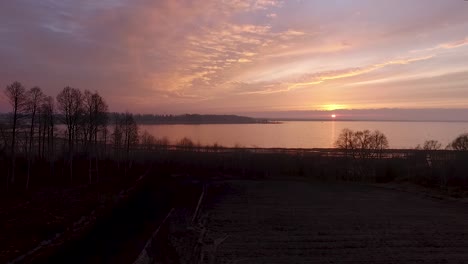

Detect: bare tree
[4,81,27,185]
[178,137,195,150]
[140,130,156,150]
[122,112,138,163]
[156,136,170,150]
[118,113,138,175]
[335,128,389,180]
[37,97,54,159]
[93,93,108,183]
[26,86,45,189]
[417,140,442,151]
[369,130,389,158]
[335,128,389,158]
[448,134,468,150]
[111,115,123,166]
[0,122,8,153]
[40,96,56,176]
[82,91,96,148]
[334,128,355,150]
[82,90,108,183]
[354,130,372,158]
[56,87,83,182]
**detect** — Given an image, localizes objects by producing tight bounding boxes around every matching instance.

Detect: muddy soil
[199,180,468,263]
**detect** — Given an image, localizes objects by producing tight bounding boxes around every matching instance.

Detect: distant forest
[130,114,269,124]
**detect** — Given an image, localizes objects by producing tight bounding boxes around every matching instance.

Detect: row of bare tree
[417,134,468,151]
[3,82,58,189]
[2,81,140,190]
[335,128,468,154]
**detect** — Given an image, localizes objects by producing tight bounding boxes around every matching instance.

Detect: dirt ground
[199,180,468,263]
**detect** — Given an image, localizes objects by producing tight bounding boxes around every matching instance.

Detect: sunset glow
[322,104,348,111]
[1,1,468,115]
[3,3,468,260]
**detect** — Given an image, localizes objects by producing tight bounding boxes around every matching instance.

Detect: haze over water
[141,121,468,149]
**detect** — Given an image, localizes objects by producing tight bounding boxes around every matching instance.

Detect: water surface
[140,121,468,149]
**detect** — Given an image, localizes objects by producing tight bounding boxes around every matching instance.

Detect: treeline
[334,128,468,152]
[131,114,268,124]
[0,81,141,191]
[331,128,468,186]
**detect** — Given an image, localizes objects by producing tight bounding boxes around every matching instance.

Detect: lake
[139,121,468,149]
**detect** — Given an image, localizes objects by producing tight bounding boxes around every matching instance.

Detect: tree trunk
[10,101,18,185]
[94,129,99,183]
[49,123,55,178]
[26,107,36,190]
[70,153,73,183]
[88,155,92,184]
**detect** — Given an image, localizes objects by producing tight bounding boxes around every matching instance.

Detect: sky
[1,0,468,118]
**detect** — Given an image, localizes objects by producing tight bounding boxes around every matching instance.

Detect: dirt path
[201,180,468,263]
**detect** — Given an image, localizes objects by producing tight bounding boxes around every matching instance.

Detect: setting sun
[331,114,337,118]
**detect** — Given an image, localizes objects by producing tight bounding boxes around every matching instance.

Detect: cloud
[220,0,282,12]
[0,0,287,101]
[1,0,467,113]
[291,55,435,87]
[264,42,351,59]
[234,54,435,95]
[267,13,277,18]
[412,37,468,53]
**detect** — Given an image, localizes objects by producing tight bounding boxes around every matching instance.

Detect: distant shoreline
[131,113,277,125]
[264,118,468,123]
[136,119,468,124]
[137,121,281,125]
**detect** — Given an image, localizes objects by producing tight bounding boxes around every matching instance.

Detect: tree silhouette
[178,137,195,150]
[82,91,108,149]
[369,130,389,158]
[111,112,138,174]
[421,140,442,150]
[112,114,123,166]
[82,90,108,183]
[39,96,56,159]
[39,96,56,176]
[334,128,355,151]
[448,134,468,150]
[26,86,45,189]
[122,112,138,164]
[4,81,27,186]
[335,128,389,158]
[56,87,83,182]
[140,130,156,150]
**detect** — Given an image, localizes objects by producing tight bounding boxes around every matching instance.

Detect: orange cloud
[412,37,468,53]
[234,54,435,95]
[289,55,435,89]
